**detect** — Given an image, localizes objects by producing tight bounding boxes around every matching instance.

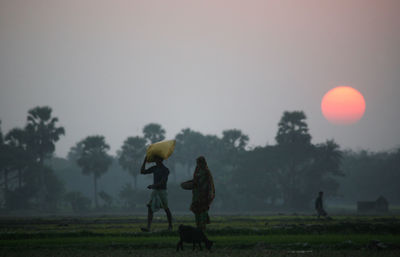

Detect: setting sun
[321,86,366,125]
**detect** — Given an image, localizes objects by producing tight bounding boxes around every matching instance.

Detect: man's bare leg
[165,208,172,230]
[141,205,153,232]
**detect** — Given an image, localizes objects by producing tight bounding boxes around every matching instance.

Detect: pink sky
[1,0,399,157]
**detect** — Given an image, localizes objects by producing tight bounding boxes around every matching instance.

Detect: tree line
[1,106,399,213]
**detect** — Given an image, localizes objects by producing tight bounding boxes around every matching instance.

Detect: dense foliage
[0,107,399,213]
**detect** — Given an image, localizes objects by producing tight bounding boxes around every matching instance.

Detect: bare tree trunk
[38,156,47,209]
[94,174,98,209]
[18,169,22,189]
[3,169,8,208]
[4,169,8,192]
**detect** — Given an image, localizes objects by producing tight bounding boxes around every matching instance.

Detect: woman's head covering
[196,156,208,170]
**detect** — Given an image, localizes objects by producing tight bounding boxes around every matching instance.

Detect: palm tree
[25,106,65,163]
[143,123,166,144]
[174,128,205,176]
[275,111,311,146]
[77,135,112,209]
[274,111,313,208]
[24,106,65,206]
[117,136,147,189]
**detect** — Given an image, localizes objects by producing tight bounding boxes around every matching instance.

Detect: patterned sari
[190,162,215,231]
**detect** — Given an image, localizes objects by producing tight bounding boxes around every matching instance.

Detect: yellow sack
[146,140,176,162]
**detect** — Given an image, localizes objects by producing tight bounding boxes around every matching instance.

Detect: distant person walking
[140,155,173,232]
[315,191,328,218]
[190,156,215,231]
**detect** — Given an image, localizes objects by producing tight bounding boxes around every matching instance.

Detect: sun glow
[321,86,366,125]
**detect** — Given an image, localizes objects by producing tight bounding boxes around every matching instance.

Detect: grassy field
[0,215,399,256]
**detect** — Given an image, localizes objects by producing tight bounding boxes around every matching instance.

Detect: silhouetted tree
[231,145,281,210]
[275,111,311,145]
[143,123,166,144]
[175,128,206,176]
[198,134,223,170]
[117,136,147,189]
[221,129,249,169]
[76,135,112,209]
[119,183,136,209]
[98,190,113,208]
[0,121,3,145]
[118,183,148,210]
[0,121,7,200]
[275,111,313,209]
[1,125,39,210]
[272,111,344,209]
[4,128,31,189]
[43,165,65,210]
[24,106,65,207]
[339,148,400,204]
[315,140,343,174]
[385,148,400,202]
[306,140,343,198]
[67,141,83,163]
[222,129,249,151]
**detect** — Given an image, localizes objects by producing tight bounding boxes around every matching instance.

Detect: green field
[0,215,399,256]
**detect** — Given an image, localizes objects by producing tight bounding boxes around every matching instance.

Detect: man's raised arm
[141,157,151,174]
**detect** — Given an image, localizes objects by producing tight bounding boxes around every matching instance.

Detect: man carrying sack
[140,140,175,232]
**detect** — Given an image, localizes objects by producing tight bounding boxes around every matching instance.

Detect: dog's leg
[199,242,202,250]
[192,242,196,251]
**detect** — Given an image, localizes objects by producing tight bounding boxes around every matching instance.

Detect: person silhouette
[189,156,215,231]
[315,191,328,218]
[140,155,172,232]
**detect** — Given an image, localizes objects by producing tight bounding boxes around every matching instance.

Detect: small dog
[176,224,213,251]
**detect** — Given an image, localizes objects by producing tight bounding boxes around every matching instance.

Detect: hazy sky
[1,0,399,158]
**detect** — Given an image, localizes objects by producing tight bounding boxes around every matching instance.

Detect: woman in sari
[190,156,215,231]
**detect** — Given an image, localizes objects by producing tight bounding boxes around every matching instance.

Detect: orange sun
[321,86,366,125]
